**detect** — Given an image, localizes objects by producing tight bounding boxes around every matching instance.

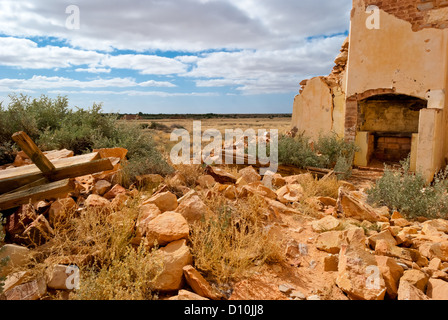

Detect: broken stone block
[46,264,79,290]
[336,245,386,300]
[401,269,429,292]
[311,215,341,233]
[426,278,448,300]
[238,166,261,184]
[0,244,30,277]
[143,191,178,213]
[276,184,304,204]
[92,180,112,196]
[397,281,430,300]
[337,187,388,222]
[48,197,77,227]
[151,239,193,292]
[1,278,47,300]
[183,265,223,300]
[323,254,339,272]
[375,255,404,299]
[144,211,189,247]
[196,175,216,189]
[103,184,127,200]
[367,229,397,249]
[175,195,211,225]
[84,194,111,211]
[21,214,54,246]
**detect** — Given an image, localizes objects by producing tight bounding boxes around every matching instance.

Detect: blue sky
[0,0,351,114]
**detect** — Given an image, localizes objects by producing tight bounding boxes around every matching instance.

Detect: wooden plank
[0,152,100,182]
[0,158,113,194]
[0,179,75,211]
[12,131,56,175]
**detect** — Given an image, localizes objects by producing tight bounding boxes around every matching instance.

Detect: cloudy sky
[0,0,351,114]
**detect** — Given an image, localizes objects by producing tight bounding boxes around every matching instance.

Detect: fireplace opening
[357,94,427,167]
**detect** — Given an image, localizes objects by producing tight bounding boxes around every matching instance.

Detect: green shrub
[367,157,448,219]
[0,94,173,184]
[277,132,358,178]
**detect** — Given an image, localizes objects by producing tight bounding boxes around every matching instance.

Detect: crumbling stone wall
[364,0,448,30]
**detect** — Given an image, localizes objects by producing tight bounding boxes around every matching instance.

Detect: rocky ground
[1,151,448,300]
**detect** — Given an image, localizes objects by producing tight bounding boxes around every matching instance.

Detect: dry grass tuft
[10,192,163,300]
[189,192,284,286]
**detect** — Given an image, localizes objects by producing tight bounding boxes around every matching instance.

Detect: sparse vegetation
[277,132,358,179]
[367,157,448,219]
[189,193,284,286]
[0,94,173,185]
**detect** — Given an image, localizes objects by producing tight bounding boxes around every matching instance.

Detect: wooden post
[12,131,56,176]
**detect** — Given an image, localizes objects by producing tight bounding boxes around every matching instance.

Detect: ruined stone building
[291,0,448,182]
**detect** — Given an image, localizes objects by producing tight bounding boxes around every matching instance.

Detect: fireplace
[356,94,427,167]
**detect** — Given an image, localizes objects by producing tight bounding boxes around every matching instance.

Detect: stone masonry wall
[363,0,448,30]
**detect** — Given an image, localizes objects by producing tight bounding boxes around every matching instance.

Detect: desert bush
[367,157,448,219]
[0,94,173,183]
[277,132,358,178]
[189,193,283,286]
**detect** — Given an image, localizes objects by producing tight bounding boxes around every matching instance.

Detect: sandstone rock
[337,188,388,222]
[397,280,431,300]
[240,182,277,200]
[74,174,95,194]
[1,278,47,300]
[223,185,238,200]
[426,278,448,300]
[276,184,304,204]
[2,271,28,293]
[284,173,312,185]
[46,264,79,290]
[336,245,386,300]
[48,197,77,226]
[151,239,193,292]
[238,166,261,184]
[316,227,366,254]
[131,204,162,245]
[392,218,412,228]
[145,211,189,247]
[110,193,130,210]
[429,258,442,271]
[375,240,428,267]
[311,215,341,232]
[196,175,216,189]
[84,194,110,211]
[375,255,404,299]
[316,231,343,254]
[135,174,164,188]
[103,184,127,200]
[422,219,448,234]
[367,229,397,250]
[316,196,337,207]
[427,241,448,262]
[175,195,211,224]
[0,244,30,277]
[183,265,223,300]
[21,214,54,246]
[323,254,339,272]
[229,276,286,300]
[262,171,286,188]
[401,269,429,292]
[205,166,237,184]
[92,180,112,196]
[143,191,178,212]
[177,289,209,300]
[5,204,37,243]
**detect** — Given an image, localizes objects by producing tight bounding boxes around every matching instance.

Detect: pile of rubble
[1,137,448,300]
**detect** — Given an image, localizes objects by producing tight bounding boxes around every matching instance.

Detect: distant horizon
[0,1,351,114]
